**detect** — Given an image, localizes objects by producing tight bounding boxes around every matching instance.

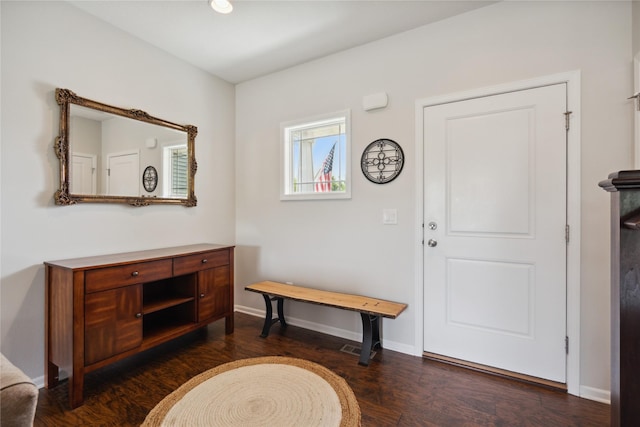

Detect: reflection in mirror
[55,89,197,206]
[69,105,187,198]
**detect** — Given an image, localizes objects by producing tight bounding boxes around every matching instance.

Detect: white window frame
[162,142,188,198]
[280,110,351,201]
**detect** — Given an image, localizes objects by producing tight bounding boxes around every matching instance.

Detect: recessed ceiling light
[210,0,233,14]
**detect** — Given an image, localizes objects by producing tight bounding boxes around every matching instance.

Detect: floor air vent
[340,344,376,360]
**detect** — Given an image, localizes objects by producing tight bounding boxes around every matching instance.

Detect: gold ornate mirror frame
[55,88,197,207]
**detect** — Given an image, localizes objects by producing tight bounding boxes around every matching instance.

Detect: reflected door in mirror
[106,151,139,196]
[71,153,97,195]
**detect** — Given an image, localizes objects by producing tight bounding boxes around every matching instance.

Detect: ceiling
[69,0,496,84]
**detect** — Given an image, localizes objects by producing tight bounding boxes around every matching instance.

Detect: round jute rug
[141,356,361,427]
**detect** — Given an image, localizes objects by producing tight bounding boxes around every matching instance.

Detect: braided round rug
[141,356,361,427]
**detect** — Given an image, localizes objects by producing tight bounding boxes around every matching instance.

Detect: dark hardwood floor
[35,312,609,426]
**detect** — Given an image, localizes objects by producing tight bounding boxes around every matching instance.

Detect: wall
[236,1,633,397]
[0,1,236,381]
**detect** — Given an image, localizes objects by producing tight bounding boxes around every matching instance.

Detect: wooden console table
[599,171,640,427]
[44,244,234,408]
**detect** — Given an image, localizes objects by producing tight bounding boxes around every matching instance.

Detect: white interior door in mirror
[71,152,97,195]
[107,151,140,196]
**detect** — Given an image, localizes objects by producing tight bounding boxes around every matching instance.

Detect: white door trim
[634,54,640,169]
[414,70,581,396]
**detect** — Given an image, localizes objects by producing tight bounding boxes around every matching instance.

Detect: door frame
[414,70,581,396]
[634,54,639,169]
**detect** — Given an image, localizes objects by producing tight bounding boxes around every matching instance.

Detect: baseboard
[579,385,611,404]
[33,375,45,390]
[234,305,414,356]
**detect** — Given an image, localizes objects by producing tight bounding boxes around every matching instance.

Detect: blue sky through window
[292,134,346,189]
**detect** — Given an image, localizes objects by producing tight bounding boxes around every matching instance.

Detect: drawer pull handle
[200,293,205,298]
[135,313,142,318]
[131,271,139,277]
[202,259,208,264]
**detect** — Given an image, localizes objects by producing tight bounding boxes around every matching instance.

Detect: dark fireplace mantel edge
[599,170,640,192]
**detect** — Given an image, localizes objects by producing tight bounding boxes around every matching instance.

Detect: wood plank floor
[35,312,609,426]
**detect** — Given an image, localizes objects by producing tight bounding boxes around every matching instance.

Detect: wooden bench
[244,281,407,366]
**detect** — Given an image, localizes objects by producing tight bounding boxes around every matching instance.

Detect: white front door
[423,84,568,383]
[107,151,139,196]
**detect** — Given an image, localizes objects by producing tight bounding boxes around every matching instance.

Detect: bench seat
[245,281,407,366]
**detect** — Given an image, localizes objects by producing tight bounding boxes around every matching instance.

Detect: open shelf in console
[143,275,197,314]
[144,296,194,314]
[143,302,197,341]
[142,274,198,341]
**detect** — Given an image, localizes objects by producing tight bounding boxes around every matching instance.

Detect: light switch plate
[383,209,397,225]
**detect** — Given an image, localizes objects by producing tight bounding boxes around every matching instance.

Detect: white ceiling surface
[68,0,495,84]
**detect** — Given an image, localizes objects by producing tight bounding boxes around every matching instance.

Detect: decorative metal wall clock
[142,166,158,192]
[360,138,404,184]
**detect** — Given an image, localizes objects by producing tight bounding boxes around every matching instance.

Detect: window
[281,110,351,200]
[163,143,188,198]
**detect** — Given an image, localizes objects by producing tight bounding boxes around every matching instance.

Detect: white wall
[236,1,633,397]
[0,1,236,381]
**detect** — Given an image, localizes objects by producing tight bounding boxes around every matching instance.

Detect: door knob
[427,239,438,247]
[428,222,438,230]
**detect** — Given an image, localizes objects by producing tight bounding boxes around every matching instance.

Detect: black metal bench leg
[260,295,286,338]
[260,294,273,337]
[277,297,287,328]
[359,313,382,366]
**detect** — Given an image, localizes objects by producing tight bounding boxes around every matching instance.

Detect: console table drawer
[85,260,173,293]
[173,250,229,276]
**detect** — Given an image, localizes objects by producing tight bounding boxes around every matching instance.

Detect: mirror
[54,88,197,206]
